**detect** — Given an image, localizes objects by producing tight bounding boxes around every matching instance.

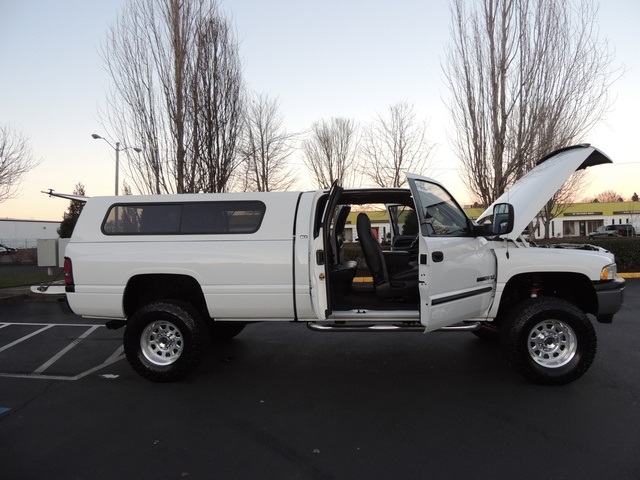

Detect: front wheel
[123,301,207,382]
[501,297,597,385]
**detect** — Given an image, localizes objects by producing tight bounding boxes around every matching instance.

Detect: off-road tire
[501,297,597,385]
[123,301,207,382]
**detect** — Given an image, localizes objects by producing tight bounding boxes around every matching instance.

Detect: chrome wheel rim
[527,319,577,368]
[141,321,184,366]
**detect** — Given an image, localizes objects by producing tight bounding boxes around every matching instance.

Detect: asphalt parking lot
[0,281,639,480]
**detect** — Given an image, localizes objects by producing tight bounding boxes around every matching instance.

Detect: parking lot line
[33,325,101,374]
[0,325,55,353]
[1,322,102,328]
[0,346,126,381]
[0,322,126,381]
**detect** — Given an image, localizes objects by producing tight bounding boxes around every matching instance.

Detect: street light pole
[115,142,120,196]
[91,134,141,196]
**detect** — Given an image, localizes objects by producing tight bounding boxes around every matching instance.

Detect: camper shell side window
[101,201,266,235]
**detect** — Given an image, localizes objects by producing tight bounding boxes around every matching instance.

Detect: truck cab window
[413,181,469,236]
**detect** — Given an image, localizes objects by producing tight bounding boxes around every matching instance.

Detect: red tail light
[63,257,75,291]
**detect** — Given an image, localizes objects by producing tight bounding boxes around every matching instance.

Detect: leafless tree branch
[0,124,40,202]
[100,0,243,195]
[303,118,359,189]
[443,0,620,212]
[240,93,298,192]
[360,101,435,187]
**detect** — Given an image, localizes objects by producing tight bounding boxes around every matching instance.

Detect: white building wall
[0,219,60,248]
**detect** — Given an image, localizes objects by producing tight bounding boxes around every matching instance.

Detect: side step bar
[306,321,481,333]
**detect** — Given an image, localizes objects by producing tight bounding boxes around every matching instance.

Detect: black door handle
[432,251,444,262]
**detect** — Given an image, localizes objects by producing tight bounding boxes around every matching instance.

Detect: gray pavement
[0,280,638,479]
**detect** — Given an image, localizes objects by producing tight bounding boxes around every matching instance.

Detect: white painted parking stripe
[0,346,126,381]
[0,322,125,381]
[2,322,104,327]
[103,345,125,365]
[73,346,126,380]
[0,325,55,353]
[33,325,101,374]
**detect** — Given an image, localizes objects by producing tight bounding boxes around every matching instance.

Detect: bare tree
[537,170,589,238]
[101,0,243,195]
[240,93,297,192]
[443,0,618,207]
[360,101,434,188]
[192,14,244,193]
[303,118,359,189]
[594,190,624,203]
[0,124,40,202]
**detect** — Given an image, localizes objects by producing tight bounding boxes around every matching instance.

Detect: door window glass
[413,181,469,236]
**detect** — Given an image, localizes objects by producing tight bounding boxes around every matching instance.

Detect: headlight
[600,263,617,281]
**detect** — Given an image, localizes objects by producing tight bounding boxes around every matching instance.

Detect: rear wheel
[124,301,207,382]
[501,297,596,385]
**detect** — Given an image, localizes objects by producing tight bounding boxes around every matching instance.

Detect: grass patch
[0,274,60,288]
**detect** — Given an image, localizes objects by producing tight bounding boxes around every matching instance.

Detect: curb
[0,287,62,304]
[619,273,640,279]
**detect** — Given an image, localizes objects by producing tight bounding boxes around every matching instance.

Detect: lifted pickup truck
[62,144,625,384]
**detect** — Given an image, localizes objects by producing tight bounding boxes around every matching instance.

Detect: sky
[1,0,639,222]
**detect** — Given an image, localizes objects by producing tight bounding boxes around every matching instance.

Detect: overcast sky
[1,0,639,221]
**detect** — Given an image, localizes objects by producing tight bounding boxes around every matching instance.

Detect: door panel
[406,173,496,331]
[422,236,496,331]
[309,181,342,320]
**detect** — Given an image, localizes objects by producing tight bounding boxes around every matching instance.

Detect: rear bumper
[593,277,625,316]
[58,295,75,315]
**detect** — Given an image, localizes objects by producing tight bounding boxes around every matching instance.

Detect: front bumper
[593,277,625,321]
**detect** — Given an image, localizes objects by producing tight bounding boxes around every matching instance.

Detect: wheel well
[123,274,208,318]
[497,273,596,323]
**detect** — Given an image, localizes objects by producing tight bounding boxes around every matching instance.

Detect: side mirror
[492,203,514,235]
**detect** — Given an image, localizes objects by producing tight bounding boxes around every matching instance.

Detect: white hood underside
[477,144,612,239]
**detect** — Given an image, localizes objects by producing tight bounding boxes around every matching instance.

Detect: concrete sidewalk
[0,285,64,304]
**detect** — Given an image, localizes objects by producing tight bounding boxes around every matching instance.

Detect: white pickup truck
[62,144,625,384]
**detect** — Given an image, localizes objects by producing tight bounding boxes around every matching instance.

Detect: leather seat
[356,213,418,299]
[329,261,357,294]
[328,206,357,294]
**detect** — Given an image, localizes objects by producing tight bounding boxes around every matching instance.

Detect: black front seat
[356,213,418,299]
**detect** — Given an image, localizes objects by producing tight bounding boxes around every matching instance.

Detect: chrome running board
[306,321,481,333]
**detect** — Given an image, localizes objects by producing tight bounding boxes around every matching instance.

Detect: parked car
[614,224,636,237]
[589,225,620,239]
[589,224,636,239]
[0,243,17,255]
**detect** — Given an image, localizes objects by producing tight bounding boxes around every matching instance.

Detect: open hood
[477,144,611,238]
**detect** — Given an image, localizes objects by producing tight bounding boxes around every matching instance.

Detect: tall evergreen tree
[58,183,86,238]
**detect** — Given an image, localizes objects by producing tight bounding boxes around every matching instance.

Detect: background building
[0,219,60,249]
